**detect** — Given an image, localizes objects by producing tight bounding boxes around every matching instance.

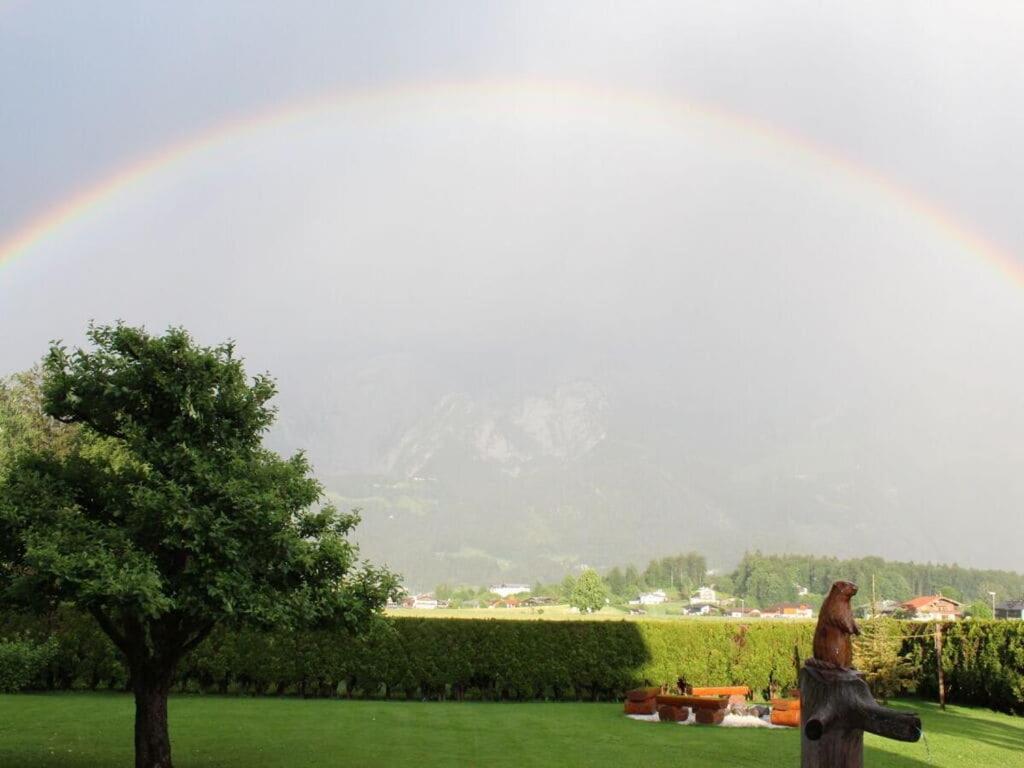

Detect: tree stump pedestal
[800,661,921,768]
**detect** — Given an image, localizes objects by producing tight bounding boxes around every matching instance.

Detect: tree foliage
[570,569,609,613]
[0,324,398,767]
[730,552,1024,608]
[853,618,916,702]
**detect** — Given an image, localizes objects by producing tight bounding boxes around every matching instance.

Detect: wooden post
[934,623,945,711]
[800,662,921,768]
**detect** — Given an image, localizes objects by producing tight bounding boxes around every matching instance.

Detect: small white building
[489,583,532,598]
[692,586,718,605]
[636,589,668,605]
[410,594,439,609]
[687,603,715,616]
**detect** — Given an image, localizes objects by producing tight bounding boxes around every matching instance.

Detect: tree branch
[180,621,215,654]
[88,606,131,656]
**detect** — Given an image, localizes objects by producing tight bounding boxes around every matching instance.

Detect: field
[1,694,1021,767]
[386,602,740,620]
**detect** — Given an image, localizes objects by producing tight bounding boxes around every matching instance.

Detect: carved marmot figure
[812,580,860,668]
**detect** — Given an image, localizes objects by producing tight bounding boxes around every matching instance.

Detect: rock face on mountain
[385,381,609,479]
[302,376,919,588]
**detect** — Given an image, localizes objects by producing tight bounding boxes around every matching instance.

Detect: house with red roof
[763,602,814,619]
[900,595,962,621]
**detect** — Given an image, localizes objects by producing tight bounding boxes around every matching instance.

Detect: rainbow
[1,78,1020,286]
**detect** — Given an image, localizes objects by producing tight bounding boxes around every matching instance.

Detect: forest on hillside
[596,551,1024,609]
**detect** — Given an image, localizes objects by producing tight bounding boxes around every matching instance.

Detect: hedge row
[0,609,812,700]
[2,609,1021,712]
[903,621,1024,715]
[176,619,814,701]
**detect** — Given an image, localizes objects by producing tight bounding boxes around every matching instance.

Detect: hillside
[286,369,1014,588]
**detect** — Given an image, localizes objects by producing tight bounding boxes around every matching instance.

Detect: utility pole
[934,623,946,711]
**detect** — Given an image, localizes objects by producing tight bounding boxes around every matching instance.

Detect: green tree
[623,564,644,596]
[964,599,993,619]
[434,584,453,601]
[0,324,398,768]
[853,618,916,702]
[0,367,77,462]
[570,569,609,614]
[559,574,577,603]
[605,567,626,599]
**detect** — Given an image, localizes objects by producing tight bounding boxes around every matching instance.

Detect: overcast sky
[2,3,1023,571]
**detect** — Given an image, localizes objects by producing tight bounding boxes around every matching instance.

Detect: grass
[0,694,1021,767]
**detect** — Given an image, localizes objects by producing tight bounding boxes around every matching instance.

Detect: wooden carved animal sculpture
[812,580,860,669]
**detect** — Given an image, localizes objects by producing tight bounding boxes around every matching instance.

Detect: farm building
[489,583,531,598]
[405,594,439,609]
[995,598,1024,620]
[630,589,668,606]
[763,603,814,619]
[691,586,718,604]
[900,595,963,621]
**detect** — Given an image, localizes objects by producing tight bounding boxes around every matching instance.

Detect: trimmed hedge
[903,621,1024,715]
[2,610,1022,712]
[192,619,811,701]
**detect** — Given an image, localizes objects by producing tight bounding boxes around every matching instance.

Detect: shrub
[903,620,1024,715]
[0,636,57,692]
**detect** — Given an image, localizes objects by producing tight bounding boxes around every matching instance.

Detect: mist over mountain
[266,331,1023,588]
[4,12,1024,586]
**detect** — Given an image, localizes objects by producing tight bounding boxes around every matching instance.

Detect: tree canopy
[570,569,609,614]
[0,323,398,768]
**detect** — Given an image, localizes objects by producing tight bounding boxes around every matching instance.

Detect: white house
[410,594,439,609]
[637,589,668,605]
[489,583,531,598]
[687,603,715,616]
[692,586,718,605]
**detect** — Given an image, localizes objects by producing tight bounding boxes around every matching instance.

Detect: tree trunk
[133,673,173,768]
[800,661,921,768]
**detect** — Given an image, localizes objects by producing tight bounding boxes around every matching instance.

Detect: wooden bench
[657,704,690,722]
[691,686,751,705]
[623,686,661,715]
[770,697,801,727]
[691,686,751,698]
[656,694,729,710]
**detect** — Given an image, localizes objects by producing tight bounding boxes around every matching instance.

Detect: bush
[903,620,1024,714]
[0,636,57,692]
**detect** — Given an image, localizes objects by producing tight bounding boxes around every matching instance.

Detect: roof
[996,598,1024,611]
[766,603,813,611]
[902,595,963,609]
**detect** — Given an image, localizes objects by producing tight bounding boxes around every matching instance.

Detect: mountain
[292,371,968,590]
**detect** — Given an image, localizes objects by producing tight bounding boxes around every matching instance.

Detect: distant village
[390,583,1024,621]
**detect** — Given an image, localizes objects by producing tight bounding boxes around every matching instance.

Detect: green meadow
[1,694,1021,768]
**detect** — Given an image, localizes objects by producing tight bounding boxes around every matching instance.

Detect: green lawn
[1,694,1021,767]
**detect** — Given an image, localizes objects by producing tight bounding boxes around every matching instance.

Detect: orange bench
[691,686,751,705]
[691,686,751,697]
[657,704,691,722]
[623,686,661,715]
[769,697,801,727]
[695,708,726,725]
[656,694,729,711]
